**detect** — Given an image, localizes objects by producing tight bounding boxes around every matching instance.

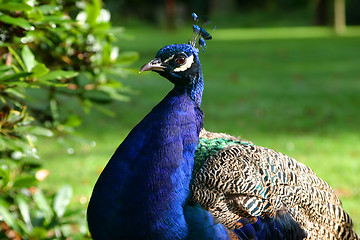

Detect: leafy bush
[0,0,137,238]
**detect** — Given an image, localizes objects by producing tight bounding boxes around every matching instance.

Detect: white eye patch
[173,55,194,72]
[163,55,175,63]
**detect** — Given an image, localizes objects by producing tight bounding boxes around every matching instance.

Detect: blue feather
[185,204,229,240]
[87,44,228,239]
[192,13,199,21]
[200,28,212,40]
[193,25,201,34]
[199,38,206,47]
[233,212,307,240]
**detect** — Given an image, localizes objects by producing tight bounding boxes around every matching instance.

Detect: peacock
[87,14,359,240]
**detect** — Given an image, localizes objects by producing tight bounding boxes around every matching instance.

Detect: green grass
[37,26,360,233]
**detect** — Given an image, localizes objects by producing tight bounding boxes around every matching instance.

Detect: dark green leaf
[37,70,78,81]
[0,65,11,72]
[5,88,26,99]
[98,85,129,101]
[0,15,33,30]
[0,72,31,82]
[0,167,10,188]
[76,72,92,87]
[8,46,26,71]
[13,176,39,188]
[84,90,112,103]
[22,161,42,170]
[0,3,33,11]
[92,104,115,117]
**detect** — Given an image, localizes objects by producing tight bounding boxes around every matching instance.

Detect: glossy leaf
[53,185,72,218]
[37,70,78,81]
[33,189,54,223]
[37,4,60,14]
[0,15,32,30]
[8,46,27,71]
[116,51,139,65]
[98,85,129,102]
[0,3,33,11]
[0,205,20,232]
[0,0,135,238]
[85,0,101,27]
[0,167,10,188]
[16,195,33,232]
[26,126,54,137]
[13,176,39,188]
[26,7,44,21]
[22,45,36,72]
[0,72,31,82]
[31,63,49,78]
[5,88,26,99]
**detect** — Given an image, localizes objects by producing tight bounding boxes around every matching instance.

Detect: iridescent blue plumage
[87,43,229,239]
[192,13,199,22]
[233,214,306,240]
[190,13,213,49]
[199,38,206,46]
[193,25,201,34]
[200,28,212,40]
[87,42,305,240]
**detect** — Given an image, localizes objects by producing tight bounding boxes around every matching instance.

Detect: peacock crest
[189,13,214,51]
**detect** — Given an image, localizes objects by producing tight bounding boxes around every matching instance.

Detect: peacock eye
[175,55,186,65]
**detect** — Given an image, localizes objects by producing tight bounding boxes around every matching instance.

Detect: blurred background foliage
[0,0,137,238]
[106,0,359,30]
[1,0,359,239]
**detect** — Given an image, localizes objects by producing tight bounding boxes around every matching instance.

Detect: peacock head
[140,13,213,87]
[139,44,201,86]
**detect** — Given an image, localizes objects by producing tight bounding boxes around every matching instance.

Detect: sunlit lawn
[38,26,360,233]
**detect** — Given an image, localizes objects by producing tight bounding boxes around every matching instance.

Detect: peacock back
[191,129,359,240]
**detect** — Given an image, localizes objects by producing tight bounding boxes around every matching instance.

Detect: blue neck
[189,68,204,107]
[176,67,204,107]
[87,69,205,239]
[124,89,204,239]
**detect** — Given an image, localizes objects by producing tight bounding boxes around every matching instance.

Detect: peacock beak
[139,58,165,73]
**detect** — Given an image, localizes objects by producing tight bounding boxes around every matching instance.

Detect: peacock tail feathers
[191,129,359,240]
[193,129,250,177]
